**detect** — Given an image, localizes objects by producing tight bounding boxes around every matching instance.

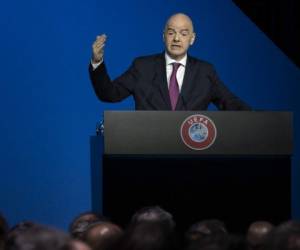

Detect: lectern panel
[104,111,293,155]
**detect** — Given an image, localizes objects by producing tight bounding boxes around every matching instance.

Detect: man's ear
[190,33,196,45]
[163,32,165,42]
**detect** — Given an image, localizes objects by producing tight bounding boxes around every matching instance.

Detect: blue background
[1,0,299,230]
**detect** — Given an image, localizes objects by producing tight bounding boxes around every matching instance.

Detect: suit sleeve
[89,59,139,102]
[208,66,251,111]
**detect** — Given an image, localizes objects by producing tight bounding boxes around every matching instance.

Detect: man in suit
[89,13,251,110]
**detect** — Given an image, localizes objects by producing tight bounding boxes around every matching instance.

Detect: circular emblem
[180,114,217,150]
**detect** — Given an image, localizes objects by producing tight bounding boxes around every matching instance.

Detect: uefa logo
[180,114,217,150]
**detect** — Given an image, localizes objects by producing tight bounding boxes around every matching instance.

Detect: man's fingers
[95,43,105,49]
[93,43,105,52]
[93,34,107,50]
[93,39,106,47]
[96,34,107,43]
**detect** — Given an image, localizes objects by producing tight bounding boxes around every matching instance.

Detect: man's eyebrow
[166,27,190,32]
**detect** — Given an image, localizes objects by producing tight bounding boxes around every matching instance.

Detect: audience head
[69,211,108,239]
[185,219,229,250]
[6,221,38,248]
[246,221,274,250]
[7,224,72,250]
[264,220,300,250]
[123,222,177,250]
[186,219,228,239]
[131,206,175,229]
[120,206,177,250]
[82,221,123,250]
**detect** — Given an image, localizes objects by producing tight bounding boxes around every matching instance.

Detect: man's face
[163,14,195,60]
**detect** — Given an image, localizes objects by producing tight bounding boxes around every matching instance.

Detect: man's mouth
[171,45,181,49]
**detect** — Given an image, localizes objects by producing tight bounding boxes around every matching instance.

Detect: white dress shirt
[165,53,187,92]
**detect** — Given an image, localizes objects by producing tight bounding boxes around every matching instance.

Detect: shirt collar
[165,52,187,67]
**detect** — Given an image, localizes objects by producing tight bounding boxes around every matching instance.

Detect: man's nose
[173,33,180,42]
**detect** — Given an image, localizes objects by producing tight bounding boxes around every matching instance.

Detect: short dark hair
[121,221,176,250]
[69,211,108,239]
[246,221,274,250]
[131,206,175,229]
[264,220,300,250]
[120,206,177,250]
[7,224,72,250]
[82,222,123,250]
[185,219,229,250]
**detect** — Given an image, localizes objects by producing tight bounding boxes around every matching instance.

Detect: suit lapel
[153,54,172,110]
[176,56,196,110]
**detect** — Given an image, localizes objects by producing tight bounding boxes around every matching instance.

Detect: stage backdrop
[0,0,299,230]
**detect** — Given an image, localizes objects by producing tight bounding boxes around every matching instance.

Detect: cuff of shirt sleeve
[91,59,103,70]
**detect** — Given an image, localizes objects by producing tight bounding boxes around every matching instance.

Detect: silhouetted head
[185,219,229,250]
[246,221,274,250]
[264,220,300,250]
[69,212,108,239]
[6,221,39,249]
[82,222,123,250]
[121,221,176,250]
[186,219,228,240]
[7,224,72,250]
[131,206,175,229]
[120,206,176,250]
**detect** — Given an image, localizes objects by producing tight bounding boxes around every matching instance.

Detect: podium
[90,111,293,232]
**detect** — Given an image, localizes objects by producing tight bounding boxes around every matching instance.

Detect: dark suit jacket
[89,53,251,110]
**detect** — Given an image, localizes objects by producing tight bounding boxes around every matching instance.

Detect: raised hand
[92,34,107,64]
